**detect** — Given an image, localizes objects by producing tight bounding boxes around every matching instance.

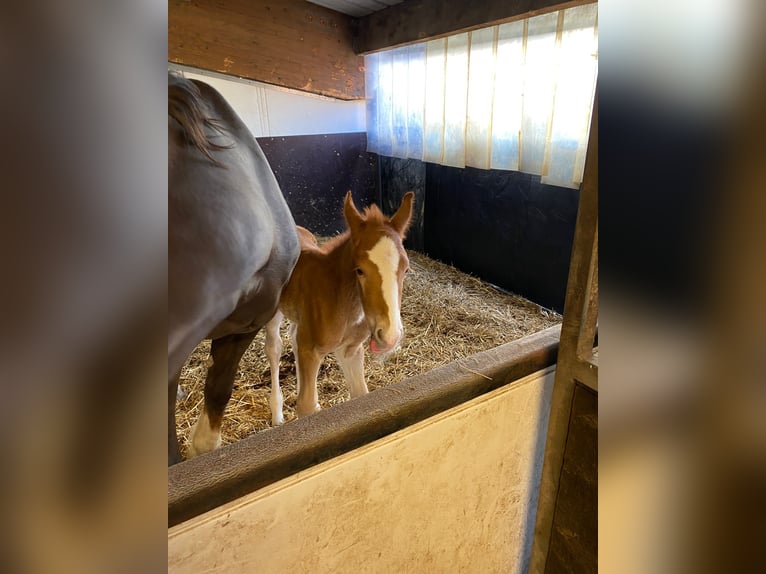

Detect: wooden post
[529,87,598,573]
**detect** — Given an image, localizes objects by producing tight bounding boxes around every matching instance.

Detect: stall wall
[424,163,579,313]
[169,0,363,99]
[172,66,365,136]
[379,157,579,313]
[168,367,555,574]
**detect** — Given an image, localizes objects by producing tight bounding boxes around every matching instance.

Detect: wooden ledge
[169,324,560,527]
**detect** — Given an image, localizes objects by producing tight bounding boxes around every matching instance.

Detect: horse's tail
[168,73,230,166]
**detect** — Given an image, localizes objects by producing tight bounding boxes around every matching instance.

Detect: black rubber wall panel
[379,157,426,251]
[258,133,378,236]
[423,164,579,313]
[377,156,579,313]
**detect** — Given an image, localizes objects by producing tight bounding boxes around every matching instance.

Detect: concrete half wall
[169,367,555,573]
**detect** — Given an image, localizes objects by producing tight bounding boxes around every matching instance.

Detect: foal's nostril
[376,328,384,341]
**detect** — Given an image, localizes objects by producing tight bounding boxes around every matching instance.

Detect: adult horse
[265,191,414,424]
[168,73,299,465]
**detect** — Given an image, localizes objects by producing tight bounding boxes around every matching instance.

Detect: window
[365,3,598,189]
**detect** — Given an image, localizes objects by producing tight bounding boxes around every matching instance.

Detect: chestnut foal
[265,191,414,424]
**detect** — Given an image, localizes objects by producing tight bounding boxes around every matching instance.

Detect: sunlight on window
[491,20,525,171]
[520,12,558,176]
[365,3,598,189]
[548,7,598,185]
[442,34,469,167]
[424,39,446,164]
[406,45,426,158]
[466,27,496,169]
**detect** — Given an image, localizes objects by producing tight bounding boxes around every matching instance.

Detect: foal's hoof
[271,413,284,426]
[296,403,321,418]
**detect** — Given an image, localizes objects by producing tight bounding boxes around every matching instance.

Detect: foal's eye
[355,268,364,277]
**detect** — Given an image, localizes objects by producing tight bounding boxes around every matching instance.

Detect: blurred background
[599,0,765,572]
[0,0,763,572]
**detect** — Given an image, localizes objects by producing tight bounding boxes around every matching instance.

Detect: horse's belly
[208,273,281,338]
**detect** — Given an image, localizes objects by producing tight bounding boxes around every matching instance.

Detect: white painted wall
[169,367,555,574]
[169,64,366,138]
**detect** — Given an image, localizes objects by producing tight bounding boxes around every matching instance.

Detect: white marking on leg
[188,410,221,458]
[265,312,284,425]
[367,236,402,345]
[289,322,300,394]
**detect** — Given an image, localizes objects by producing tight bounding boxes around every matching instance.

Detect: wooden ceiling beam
[353,0,595,54]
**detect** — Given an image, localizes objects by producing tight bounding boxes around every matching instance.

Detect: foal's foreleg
[188,331,256,458]
[264,311,285,425]
[294,341,322,418]
[334,344,368,398]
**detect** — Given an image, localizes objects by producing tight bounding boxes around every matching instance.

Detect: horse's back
[168,75,299,376]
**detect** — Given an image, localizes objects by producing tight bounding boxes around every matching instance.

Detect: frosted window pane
[365,52,379,153]
[391,47,410,158]
[543,3,598,186]
[519,12,559,176]
[442,33,469,168]
[364,4,597,188]
[407,44,426,158]
[466,27,496,169]
[490,20,525,171]
[423,39,446,164]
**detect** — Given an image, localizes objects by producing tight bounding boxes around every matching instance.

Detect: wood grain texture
[354,0,596,54]
[169,0,365,99]
[544,384,597,574]
[530,88,598,573]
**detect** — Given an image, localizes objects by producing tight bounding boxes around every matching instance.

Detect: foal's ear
[343,191,364,235]
[389,192,415,238]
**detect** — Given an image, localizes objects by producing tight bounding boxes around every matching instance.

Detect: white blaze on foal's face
[366,235,404,350]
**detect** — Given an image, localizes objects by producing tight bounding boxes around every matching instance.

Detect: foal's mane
[360,204,388,226]
[319,204,393,254]
[168,73,230,166]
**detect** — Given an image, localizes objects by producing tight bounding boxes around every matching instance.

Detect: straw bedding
[176,250,561,457]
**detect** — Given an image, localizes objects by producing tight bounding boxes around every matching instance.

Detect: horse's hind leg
[264,311,285,425]
[334,343,368,398]
[188,331,256,458]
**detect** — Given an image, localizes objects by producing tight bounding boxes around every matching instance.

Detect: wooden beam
[354,0,596,54]
[572,356,598,392]
[529,87,598,573]
[169,0,365,100]
[169,325,560,527]
[576,227,598,361]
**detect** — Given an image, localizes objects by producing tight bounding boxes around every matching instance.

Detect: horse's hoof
[188,413,222,457]
[295,403,321,418]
